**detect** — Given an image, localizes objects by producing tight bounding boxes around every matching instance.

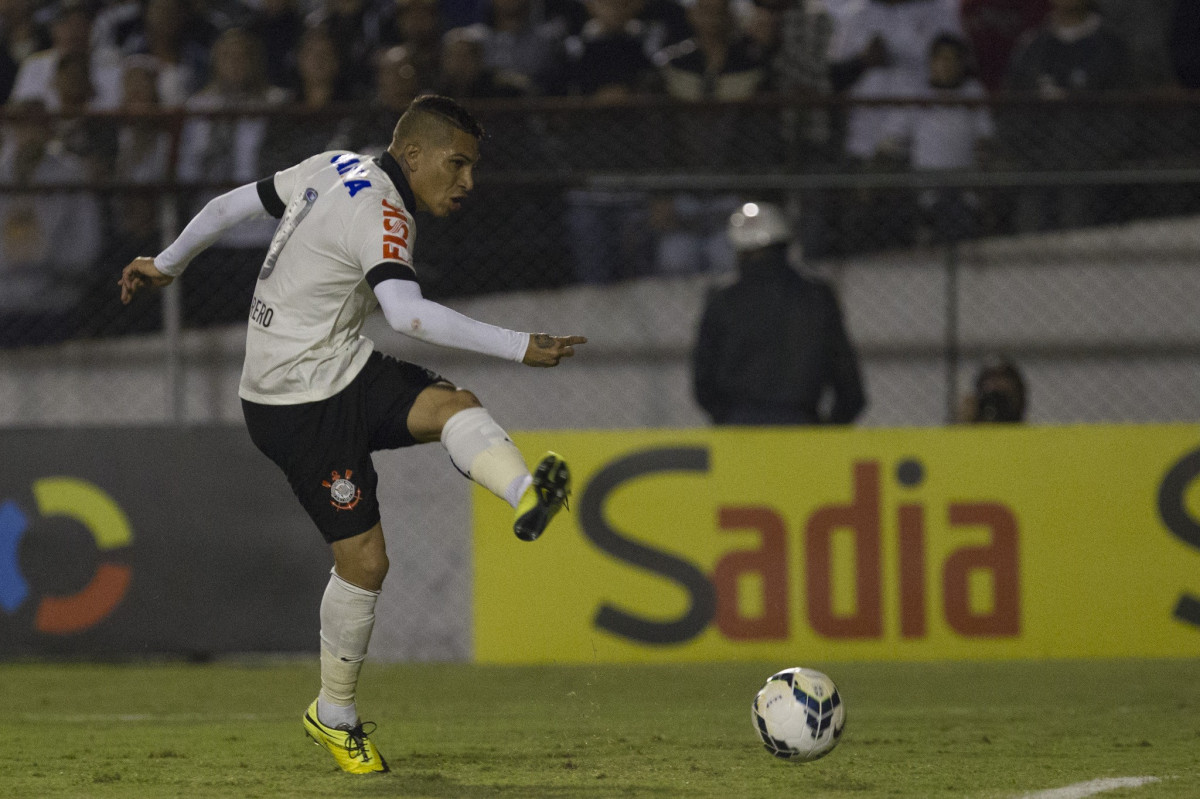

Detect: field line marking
[1016,776,1160,799]
[17,712,271,723]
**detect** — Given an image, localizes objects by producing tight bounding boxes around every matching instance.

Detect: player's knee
[334,533,390,590]
[449,388,482,411]
[349,549,389,589]
[439,389,482,423]
[365,551,390,585]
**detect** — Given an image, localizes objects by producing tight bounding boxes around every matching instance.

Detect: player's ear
[401,142,422,172]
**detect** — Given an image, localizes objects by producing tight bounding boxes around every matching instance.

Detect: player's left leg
[303,524,390,774]
[242,379,391,774]
[406,383,571,541]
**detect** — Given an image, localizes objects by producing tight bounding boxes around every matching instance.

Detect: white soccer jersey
[238,150,420,404]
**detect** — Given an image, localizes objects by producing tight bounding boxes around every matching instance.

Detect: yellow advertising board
[473,425,1200,663]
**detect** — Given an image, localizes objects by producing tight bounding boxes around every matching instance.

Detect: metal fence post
[944,240,960,424]
[159,192,184,425]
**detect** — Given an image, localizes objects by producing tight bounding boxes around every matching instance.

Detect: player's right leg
[404,383,572,541]
[512,451,570,542]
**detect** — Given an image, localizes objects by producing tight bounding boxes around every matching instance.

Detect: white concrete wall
[3,215,1198,430]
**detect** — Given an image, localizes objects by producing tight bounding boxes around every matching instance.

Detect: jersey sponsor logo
[330,153,371,198]
[322,469,362,511]
[381,199,411,262]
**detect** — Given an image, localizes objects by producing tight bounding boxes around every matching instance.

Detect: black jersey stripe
[366,262,418,288]
[257,177,287,218]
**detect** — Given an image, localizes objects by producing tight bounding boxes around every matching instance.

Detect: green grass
[1,659,1198,798]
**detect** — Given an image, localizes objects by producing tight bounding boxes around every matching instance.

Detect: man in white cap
[692,201,866,425]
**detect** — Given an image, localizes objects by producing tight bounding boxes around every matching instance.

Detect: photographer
[960,356,1027,423]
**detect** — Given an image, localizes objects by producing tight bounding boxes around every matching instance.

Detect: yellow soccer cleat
[302,700,389,774]
[514,452,571,542]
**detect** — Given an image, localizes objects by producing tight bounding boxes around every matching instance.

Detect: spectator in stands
[0,98,103,346]
[758,0,835,96]
[693,200,866,425]
[444,0,487,28]
[650,0,766,276]
[1172,0,1200,89]
[562,0,692,60]
[655,0,767,101]
[564,0,657,98]
[9,0,122,109]
[177,27,286,193]
[825,0,961,250]
[345,45,421,154]
[260,25,353,175]
[0,0,47,104]
[247,0,305,93]
[959,0,1048,92]
[110,55,170,250]
[827,0,963,162]
[745,0,838,144]
[51,48,118,179]
[1005,0,1129,96]
[380,0,445,93]
[877,33,995,242]
[478,0,569,95]
[112,0,210,107]
[436,24,523,97]
[306,0,391,98]
[1002,0,1130,230]
[100,53,171,334]
[747,0,837,257]
[113,55,170,179]
[633,0,692,54]
[1094,0,1174,89]
[176,26,284,322]
[189,0,255,31]
[560,0,664,284]
[958,355,1027,422]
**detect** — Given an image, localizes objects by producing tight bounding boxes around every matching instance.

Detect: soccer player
[118,95,584,774]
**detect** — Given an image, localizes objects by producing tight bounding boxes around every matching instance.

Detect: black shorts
[242,351,445,543]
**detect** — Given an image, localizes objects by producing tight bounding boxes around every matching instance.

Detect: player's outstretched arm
[118,183,271,305]
[373,278,586,366]
[522,334,587,367]
[118,256,173,304]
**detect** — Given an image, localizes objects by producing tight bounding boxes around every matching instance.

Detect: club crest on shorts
[322,469,362,511]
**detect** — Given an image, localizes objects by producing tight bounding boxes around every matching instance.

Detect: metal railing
[0,95,1197,427]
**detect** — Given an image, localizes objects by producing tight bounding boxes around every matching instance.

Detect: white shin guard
[318,569,379,721]
[441,407,531,508]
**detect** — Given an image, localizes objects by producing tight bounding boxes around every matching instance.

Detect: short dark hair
[396,94,485,142]
[929,33,970,61]
[972,356,1027,422]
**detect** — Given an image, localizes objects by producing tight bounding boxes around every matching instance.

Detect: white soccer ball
[751,667,846,761]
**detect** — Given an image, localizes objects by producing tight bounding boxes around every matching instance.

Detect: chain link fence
[1,96,1198,428]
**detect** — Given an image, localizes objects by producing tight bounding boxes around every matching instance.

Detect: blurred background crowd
[0,0,1198,348]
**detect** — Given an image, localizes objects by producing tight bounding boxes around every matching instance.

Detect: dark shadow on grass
[336,769,690,798]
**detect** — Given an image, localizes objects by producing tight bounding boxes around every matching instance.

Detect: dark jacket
[692,247,866,425]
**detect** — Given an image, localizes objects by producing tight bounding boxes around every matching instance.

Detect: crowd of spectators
[0,0,1197,342]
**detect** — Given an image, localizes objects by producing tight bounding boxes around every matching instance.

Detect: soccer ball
[751,667,846,761]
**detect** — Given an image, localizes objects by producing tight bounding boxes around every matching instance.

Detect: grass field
[2,658,1197,798]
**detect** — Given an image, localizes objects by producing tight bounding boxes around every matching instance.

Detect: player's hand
[522,333,587,367]
[118,256,173,304]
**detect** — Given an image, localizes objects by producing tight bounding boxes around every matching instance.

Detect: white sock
[317,569,378,728]
[441,407,530,508]
[317,694,358,729]
[506,474,533,508]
